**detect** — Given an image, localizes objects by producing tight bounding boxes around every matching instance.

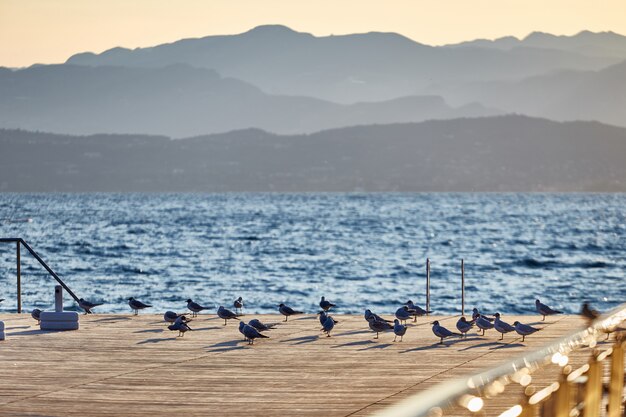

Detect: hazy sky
[2,0,625,67]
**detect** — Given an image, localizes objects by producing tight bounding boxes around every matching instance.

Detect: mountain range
[2,26,625,136]
[2,116,626,192]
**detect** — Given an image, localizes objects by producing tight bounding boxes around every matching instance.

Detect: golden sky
[1,0,625,67]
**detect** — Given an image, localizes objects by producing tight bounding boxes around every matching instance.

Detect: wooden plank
[0,314,594,416]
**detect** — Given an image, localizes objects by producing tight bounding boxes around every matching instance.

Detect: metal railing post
[16,240,21,313]
[426,258,430,316]
[461,259,465,316]
[608,339,625,417]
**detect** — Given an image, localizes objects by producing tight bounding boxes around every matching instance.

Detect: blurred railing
[0,237,80,313]
[372,304,626,417]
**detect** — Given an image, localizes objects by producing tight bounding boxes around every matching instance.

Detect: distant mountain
[65,25,623,103]
[447,30,626,59]
[425,60,626,127]
[0,63,498,137]
[2,116,626,192]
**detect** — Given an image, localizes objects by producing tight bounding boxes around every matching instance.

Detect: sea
[0,193,624,316]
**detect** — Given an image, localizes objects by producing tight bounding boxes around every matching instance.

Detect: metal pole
[461,259,465,316]
[426,258,430,316]
[17,241,21,313]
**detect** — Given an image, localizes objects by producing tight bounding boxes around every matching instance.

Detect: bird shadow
[137,337,176,345]
[7,329,50,336]
[333,329,371,337]
[289,316,316,321]
[458,341,501,351]
[205,339,248,352]
[91,316,132,323]
[190,326,221,331]
[489,343,525,350]
[280,335,319,345]
[5,325,30,330]
[133,328,163,334]
[331,340,376,348]
[400,338,468,353]
[358,343,392,351]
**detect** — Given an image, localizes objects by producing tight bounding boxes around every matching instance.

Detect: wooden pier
[0,314,593,416]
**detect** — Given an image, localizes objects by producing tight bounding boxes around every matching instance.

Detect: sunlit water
[0,193,624,316]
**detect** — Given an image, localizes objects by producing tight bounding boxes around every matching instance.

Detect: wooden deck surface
[0,313,595,417]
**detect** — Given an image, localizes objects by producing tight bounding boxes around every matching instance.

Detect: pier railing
[0,237,80,313]
[372,304,626,417]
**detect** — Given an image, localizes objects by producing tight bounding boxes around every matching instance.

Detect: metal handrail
[372,303,626,417]
[0,237,80,313]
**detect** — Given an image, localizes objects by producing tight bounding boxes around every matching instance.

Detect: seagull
[234,297,244,315]
[536,299,562,321]
[164,311,183,324]
[168,318,192,337]
[472,308,494,322]
[476,315,494,335]
[432,321,462,344]
[319,296,336,312]
[513,321,540,342]
[243,323,269,345]
[217,306,239,325]
[128,297,152,315]
[186,299,210,317]
[367,316,391,339]
[78,298,103,315]
[248,319,277,332]
[364,309,392,323]
[318,311,338,326]
[278,303,303,322]
[494,313,516,340]
[581,302,600,322]
[456,316,474,338]
[321,315,335,337]
[239,320,248,340]
[406,300,430,321]
[395,306,412,325]
[31,308,42,324]
[393,319,407,342]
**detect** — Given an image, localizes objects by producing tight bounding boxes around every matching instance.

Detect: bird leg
[400,336,403,342]
[542,315,545,321]
[393,335,397,342]
[522,335,525,342]
[284,316,288,322]
[375,332,379,339]
[500,333,503,340]
[223,319,227,326]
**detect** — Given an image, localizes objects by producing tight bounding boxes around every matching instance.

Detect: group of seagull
[25,293,577,346]
[364,299,562,344]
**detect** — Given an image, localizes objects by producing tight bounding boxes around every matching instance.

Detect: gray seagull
[217,305,239,325]
[78,298,103,315]
[242,323,269,345]
[278,303,303,321]
[535,299,562,321]
[513,321,540,342]
[128,297,152,315]
[476,315,494,335]
[234,297,244,315]
[321,315,335,337]
[31,308,42,324]
[493,313,516,340]
[248,319,277,332]
[456,316,474,338]
[432,320,462,344]
[186,299,210,317]
[319,296,336,312]
[393,319,407,342]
